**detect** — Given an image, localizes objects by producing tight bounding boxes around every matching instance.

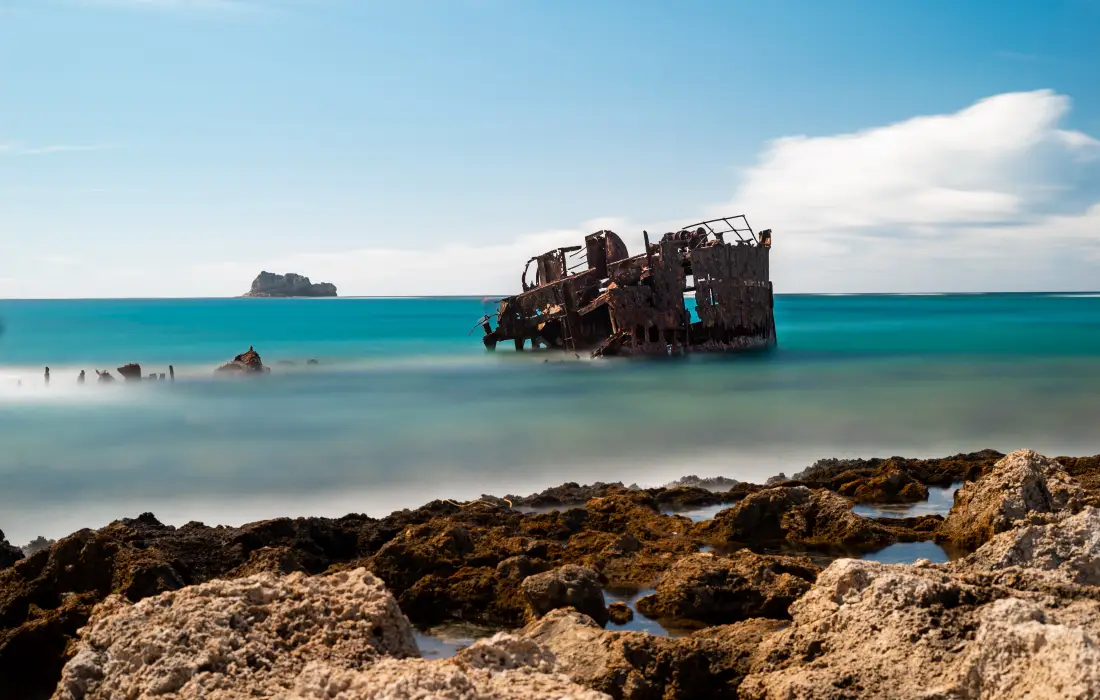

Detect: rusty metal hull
[479,216,776,358]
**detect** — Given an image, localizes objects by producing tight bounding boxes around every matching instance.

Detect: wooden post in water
[169,365,175,382]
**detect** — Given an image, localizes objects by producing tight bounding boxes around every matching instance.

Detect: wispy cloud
[75,0,256,10]
[0,141,116,156]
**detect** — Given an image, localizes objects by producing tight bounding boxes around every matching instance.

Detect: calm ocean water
[1,293,1099,545]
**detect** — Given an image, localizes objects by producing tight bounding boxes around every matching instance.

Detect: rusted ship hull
[479,216,776,358]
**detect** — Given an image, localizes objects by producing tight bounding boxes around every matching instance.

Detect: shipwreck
[477,216,776,357]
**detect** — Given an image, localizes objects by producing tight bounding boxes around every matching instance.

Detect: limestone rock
[962,506,1100,588]
[635,550,819,625]
[0,529,22,570]
[738,558,1100,699]
[215,345,267,374]
[696,486,895,549]
[50,568,418,700]
[524,608,782,699]
[521,564,608,625]
[289,633,608,699]
[938,449,1085,549]
[244,271,337,298]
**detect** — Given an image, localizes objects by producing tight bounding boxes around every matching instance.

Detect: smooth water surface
[2,293,1099,544]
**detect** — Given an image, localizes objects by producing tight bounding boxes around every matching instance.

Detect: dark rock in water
[216,346,267,374]
[243,271,337,298]
[116,363,142,381]
[521,564,608,626]
[0,530,22,570]
[835,464,929,504]
[695,486,897,549]
[607,601,634,624]
[635,550,820,625]
[764,473,788,486]
[306,358,320,365]
[95,370,114,383]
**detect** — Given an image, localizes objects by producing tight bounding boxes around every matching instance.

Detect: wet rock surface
[635,550,820,625]
[938,449,1085,549]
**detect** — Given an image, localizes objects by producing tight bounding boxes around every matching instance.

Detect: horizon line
[1,290,1099,302]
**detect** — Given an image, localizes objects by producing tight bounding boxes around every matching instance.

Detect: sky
[0,0,1098,297]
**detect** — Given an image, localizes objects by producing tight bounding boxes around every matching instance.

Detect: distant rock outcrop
[242,271,337,298]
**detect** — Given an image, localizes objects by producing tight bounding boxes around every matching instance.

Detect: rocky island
[242,271,337,298]
[6,448,1100,698]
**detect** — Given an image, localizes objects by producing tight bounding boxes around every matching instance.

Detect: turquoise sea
[2,293,1099,545]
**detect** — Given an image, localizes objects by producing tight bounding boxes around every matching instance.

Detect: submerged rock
[0,529,22,570]
[635,550,820,625]
[696,486,896,549]
[521,565,608,626]
[524,608,782,699]
[215,345,267,374]
[938,449,1084,549]
[50,568,417,700]
[243,271,337,298]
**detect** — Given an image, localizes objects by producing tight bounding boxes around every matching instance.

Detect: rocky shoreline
[4,448,1100,698]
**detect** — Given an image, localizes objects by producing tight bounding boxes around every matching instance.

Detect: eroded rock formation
[937,449,1085,549]
[50,568,418,699]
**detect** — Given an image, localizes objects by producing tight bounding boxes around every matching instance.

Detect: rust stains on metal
[479,215,776,357]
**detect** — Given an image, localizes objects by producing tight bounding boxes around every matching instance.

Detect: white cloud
[0,141,113,156]
[715,89,1100,292]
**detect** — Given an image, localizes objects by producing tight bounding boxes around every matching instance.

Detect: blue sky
[1,0,1098,296]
